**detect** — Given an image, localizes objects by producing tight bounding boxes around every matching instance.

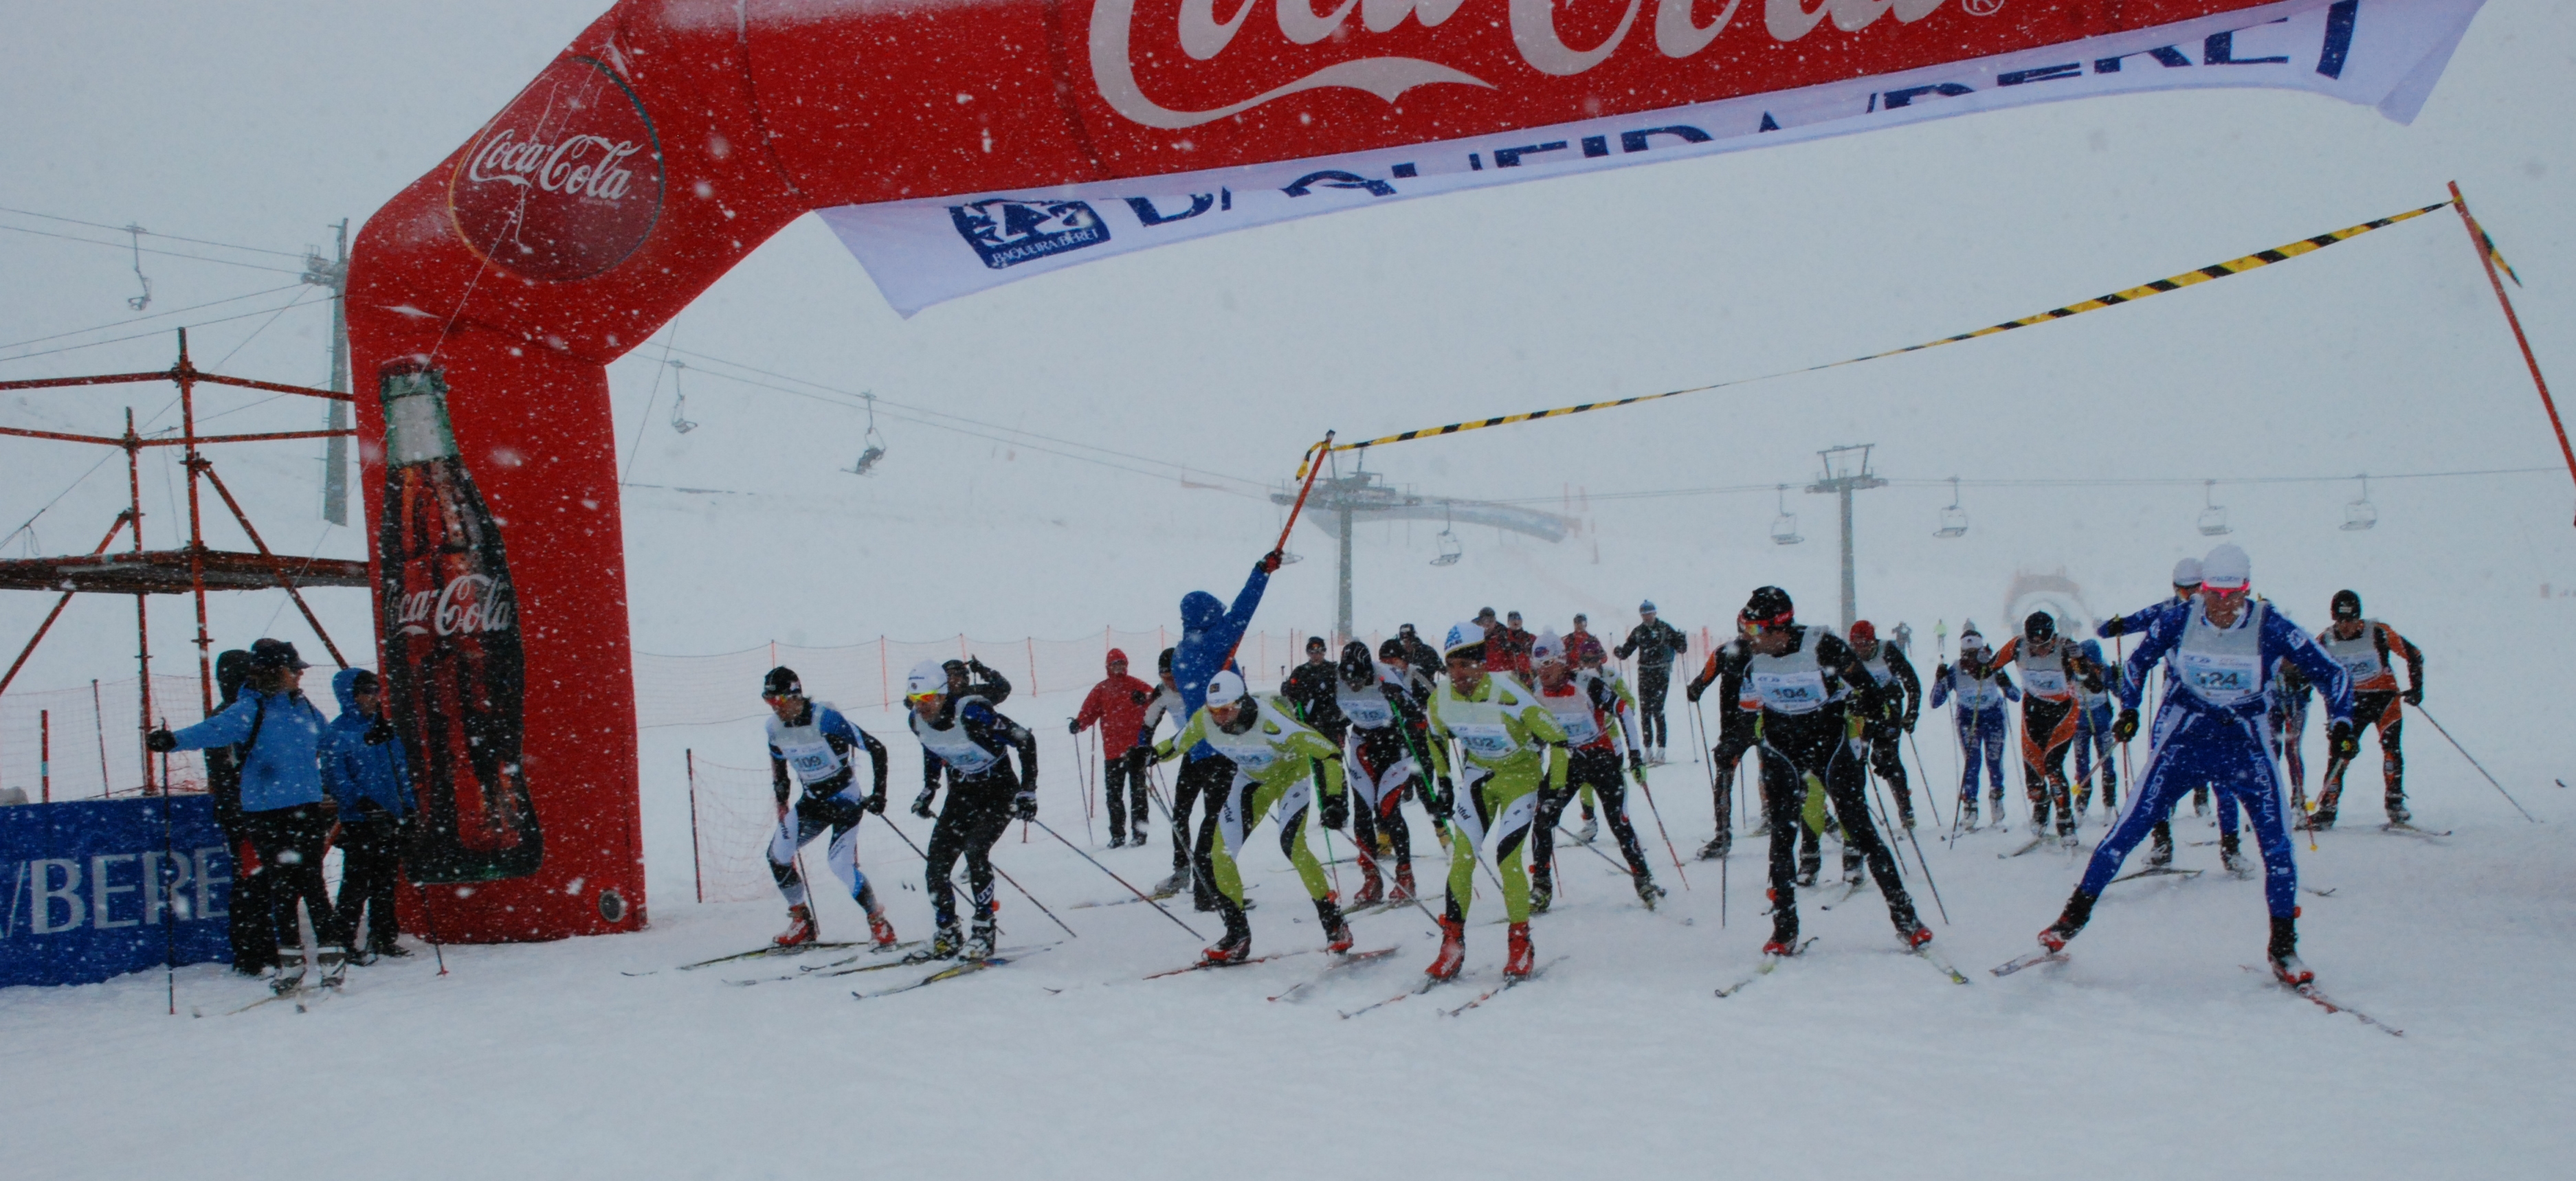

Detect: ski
[1909,941,1970,985]
[2380,822,2452,840]
[674,941,865,972]
[1715,937,1817,997]
[1142,947,1311,980]
[1267,947,1399,1002]
[2243,966,2404,1037]
[1989,948,2069,977]
[1817,877,1869,910]
[722,941,926,985]
[1441,955,1568,1015]
[1068,889,1180,910]
[853,947,1051,1000]
[1339,967,1478,1018]
[1342,895,1423,919]
[2109,866,2204,886]
[1999,835,2050,859]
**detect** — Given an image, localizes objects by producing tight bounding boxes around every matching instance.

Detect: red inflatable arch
[348,0,2480,939]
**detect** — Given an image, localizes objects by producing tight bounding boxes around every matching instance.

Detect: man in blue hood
[325,667,417,961]
[1153,550,1282,906]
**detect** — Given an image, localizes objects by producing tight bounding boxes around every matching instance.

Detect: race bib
[1451,723,1518,759]
[1337,692,1395,729]
[2024,669,2068,697]
[775,738,841,784]
[1752,671,1828,713]
[2176,651,2263,706]
[2336,652,2381,682]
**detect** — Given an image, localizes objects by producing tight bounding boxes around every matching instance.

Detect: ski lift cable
[0,222,309,275]
[0,295,322,368]
[0,203,311,258]
[0,282,307,354]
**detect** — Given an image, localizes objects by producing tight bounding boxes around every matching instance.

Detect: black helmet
[2023,611,2055,643]
[1339,641,1375,688]
[2331,589,2362,620]
[762,666,803,697]
[1379,638,1406,662]
[1741,586,1794,627]
[1157,646,1176,674]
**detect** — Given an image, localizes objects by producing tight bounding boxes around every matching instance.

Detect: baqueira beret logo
[449,56,663,282]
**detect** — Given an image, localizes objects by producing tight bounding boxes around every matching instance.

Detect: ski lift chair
[2197,480,2231,537]
[1770,484,1803,545]
[845,392,887,475]
[1935,476,1969,538]
[1431,506,1463,566]
[2342,476,2377,531]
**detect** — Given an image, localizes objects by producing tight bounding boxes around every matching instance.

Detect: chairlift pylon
[2196,480,2231,537]
[1770,484,1803,545]
[1936,476,1969,539]
[1431,504,1463,566]
[666,359,697,434]
[844,391,887,475]
[2342,475,2377,532]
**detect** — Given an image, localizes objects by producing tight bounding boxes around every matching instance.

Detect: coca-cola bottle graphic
[379,361,543,882]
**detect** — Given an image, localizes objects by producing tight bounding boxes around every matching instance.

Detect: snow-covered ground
[7,672,2571,1178]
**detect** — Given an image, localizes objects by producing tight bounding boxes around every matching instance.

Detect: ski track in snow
[5,702,2570,1178]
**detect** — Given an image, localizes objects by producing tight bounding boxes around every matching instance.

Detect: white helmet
[1205,669,1248,705]
[2201,543,2251,591]
[1531,629,1565,665]
[1442,620,1486,658]
[904,660,946,699]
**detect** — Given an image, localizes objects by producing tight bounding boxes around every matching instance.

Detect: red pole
[40,709,50,803]
[2450,182,2572,523]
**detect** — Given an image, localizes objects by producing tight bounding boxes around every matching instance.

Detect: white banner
[818,0,2483,317]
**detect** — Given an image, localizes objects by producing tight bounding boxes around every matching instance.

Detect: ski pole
[1628,764,1690,889]
[2411,702,2538,822]
[410,877,449,976]
[1718,825,1727,928]
[1689,699,1722,844]
[1898,800,1950,925]
[1028,817,1195,939]
[1904,728,1944,832]
[874,810,1078,939]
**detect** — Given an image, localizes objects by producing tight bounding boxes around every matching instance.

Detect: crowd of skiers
[753,540,2427,991]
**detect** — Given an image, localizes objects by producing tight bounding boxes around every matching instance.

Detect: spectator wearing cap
[1489,611,1536,677]
[150,639,345,989]
[1615,600,1690,762]
[1395,625,1441,689]
[942,655,1012,706]
[1071,649,1159,847]
[324,668,417,961]
[1566,614,1607,668]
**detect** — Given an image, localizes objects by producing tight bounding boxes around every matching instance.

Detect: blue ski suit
[2102,598,2245,842]
[2078,599,2351,916]
[1929,663,2017,802]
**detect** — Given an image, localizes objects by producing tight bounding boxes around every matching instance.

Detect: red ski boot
[1352,847,1384,906]
[1504,922,1535,979]
[771,904,815,947]
[867,913,898,949]
[1201,932,1252,966]
[1425,918,1465,980]
[1390,863,1417,903]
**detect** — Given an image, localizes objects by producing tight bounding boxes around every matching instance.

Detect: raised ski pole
[876,812,1079,938]
[1028,817,1199,938]
[2412,703,2538,822]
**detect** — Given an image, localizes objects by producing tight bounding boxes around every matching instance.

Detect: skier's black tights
[1759,714,1914,944]
[925,779,1013,932]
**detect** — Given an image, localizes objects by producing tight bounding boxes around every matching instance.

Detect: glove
[2402,686,2423,707]
[1935,663,1953,682]
[1430,776,1455,820]
[865,790,888,816]
[1685,681,1703,703]
[1901,714,1918,734]
[1067,718,1082,734]
[910,792,936,819]
[2098,616,2125,639]
[1131,690,1151,707]
[1320,792,1348,831]
[2111,708,2140,743]
[1261,550,1283,574]
[364,718,396,746]
[2329,719,2360,760]
[146,728,177,753]
[1628,751,1647,779]
[1012,791,1038,821]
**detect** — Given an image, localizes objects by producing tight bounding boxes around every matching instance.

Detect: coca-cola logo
[449,55,662,282]
[397,574,518,638]
[1090,0,1951,129]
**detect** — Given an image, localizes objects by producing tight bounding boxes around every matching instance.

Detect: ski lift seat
[1937,506,1968,539]
[2197,506,2232,537]
[1770,513,1803,545]
[2342,499,2377,531]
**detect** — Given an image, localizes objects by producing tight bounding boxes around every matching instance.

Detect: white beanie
[1531,629,1565,665]
[904,660,946,699]
[2172,556,2203,587]
[1205,670,1248,704]
[2201,544,2250,591]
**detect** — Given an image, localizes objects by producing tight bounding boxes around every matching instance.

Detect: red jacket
[1074,673,1156,754]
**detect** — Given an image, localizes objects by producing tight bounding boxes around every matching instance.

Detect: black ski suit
[910,697,1036,938]
[1616,618,1689,751]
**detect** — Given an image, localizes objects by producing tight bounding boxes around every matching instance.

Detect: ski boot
[2267,914,2312,986]
[1841,856,1864,888]
[1425,918,1465,980]
[1959,798,1979,831]
[2385,795,2411,827]
[962,921,996,961]
[930,925,964,959]
[868,912,900,949]
[1528,870,1553,915]
[315,945,350,989]
[1390,862,1417,903]
[1201,930,1251,967]
[2307,809,2338,831]
[1504,922,1535,978]
[1351,852,1384,906]
[2143,830,2175,868]
[374,942,413,960]
[2219,833,2250,877]
[1762,908,1799,958]
[1896,914,1933,949]
[2037,890,2096,954]
[772,903,817,947]
[1317,895,1353,954]
[269,946,307,995]
[1149,868,1188,899]
[1634,875,1667,910]
[1575,811,1599,845]
[1697,833,1731,861]
[1793,866,1819,888]
[1990,792,2009,831]
[2192,787,2212,818]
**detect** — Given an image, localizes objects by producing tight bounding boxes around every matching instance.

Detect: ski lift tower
[1806,444,1887,634]
[1274,460,1573,644]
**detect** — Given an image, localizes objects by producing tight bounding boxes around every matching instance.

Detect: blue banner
[1,798,232,987]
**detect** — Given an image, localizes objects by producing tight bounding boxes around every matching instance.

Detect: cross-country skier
[2071,640,2122,816]
[1423,620,1569,980]
[1167,552,1281,910]
[1616,600,1689,763]
[1151,670,1353,965]
[2033,544,2357,985]
[1685,618,1762,859]
[2098,556,2221,861]
[1711,588,1931,956]
[1394,624,1441,695]
[1337,640,1429,906]
[1984,612,2107,840]
[1847,620,1922,829]
[1927,627,2019,829]
[942,655,1012,706]
[904,660,1039,960]
[2311,590,2425,829]
[1528,631,1665,910]
[1140,650,1190,888]
[761,667,899,949]
[1071,649,1157,847]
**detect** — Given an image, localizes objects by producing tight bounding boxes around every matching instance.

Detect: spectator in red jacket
[1489,610,1537,677]
[1072,649,1159,846]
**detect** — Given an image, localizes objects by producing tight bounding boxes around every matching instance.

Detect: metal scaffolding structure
[0,330,366,794]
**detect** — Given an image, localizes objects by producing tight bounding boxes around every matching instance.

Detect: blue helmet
[2078,639,2103,664]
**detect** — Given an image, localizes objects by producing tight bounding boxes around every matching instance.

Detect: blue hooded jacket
[166,680,329,813]
[1173,560,1271,761]
[324,668,415,819]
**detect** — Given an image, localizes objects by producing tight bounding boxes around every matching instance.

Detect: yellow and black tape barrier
[1323,199,2454,458]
